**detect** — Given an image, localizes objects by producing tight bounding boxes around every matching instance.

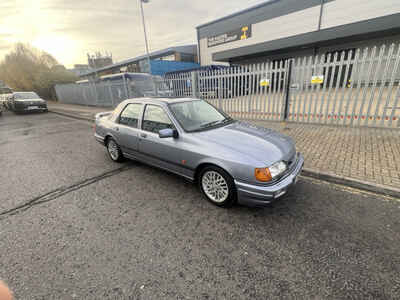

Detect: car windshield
[169,100,233,132]
[14,92,39,99]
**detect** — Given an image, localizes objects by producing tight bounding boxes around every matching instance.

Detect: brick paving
[47,101,400,192]
[250,120,400,190]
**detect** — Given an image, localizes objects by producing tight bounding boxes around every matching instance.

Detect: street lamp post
[138,0,157,95]
[139,0,152,75]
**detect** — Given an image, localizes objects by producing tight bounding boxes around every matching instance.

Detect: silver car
[94,98,304,207]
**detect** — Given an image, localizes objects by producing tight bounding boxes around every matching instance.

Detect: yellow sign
[260,79,270,87]
[241,26,249,40]
[311,75,324,84]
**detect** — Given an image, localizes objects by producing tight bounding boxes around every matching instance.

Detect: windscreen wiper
[199,117,233,129]
[199,120,221,128]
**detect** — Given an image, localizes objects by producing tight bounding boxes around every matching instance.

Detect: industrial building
[80,45,199,79]
[196,0,400,66]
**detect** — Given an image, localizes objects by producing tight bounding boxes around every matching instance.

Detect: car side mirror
[159,128,179,139]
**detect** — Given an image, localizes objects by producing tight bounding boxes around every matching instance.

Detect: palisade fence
[55,43,400,128]
[165,43,400,128]
[55,77,168,107]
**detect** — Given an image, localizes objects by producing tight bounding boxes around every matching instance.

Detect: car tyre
[199,166,236,207]
[106,138,124,162]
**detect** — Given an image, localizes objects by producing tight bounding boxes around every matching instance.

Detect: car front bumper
[94,133,105,145]
[15,105,47,112]
[235,153,304,207]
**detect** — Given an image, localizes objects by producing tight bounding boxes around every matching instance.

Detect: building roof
[81,45,197,77]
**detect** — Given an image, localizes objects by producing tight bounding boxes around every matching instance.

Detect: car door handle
[140,133,147,138]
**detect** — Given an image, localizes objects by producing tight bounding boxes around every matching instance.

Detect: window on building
[158,54,176,61]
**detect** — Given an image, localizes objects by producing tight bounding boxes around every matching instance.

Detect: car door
[115,103,143,157]
[137,104,187,176]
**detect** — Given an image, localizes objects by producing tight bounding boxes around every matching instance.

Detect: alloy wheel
[201,171,229,203]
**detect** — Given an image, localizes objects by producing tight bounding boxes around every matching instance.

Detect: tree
[0,43,78,99]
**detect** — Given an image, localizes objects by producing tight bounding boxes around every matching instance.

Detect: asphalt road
[0,111,399,299]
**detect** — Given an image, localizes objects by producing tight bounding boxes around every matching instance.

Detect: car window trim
[141,104,176,134]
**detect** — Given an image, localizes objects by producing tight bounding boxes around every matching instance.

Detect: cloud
[0,0,267,67]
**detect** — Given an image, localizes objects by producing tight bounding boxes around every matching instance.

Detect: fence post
[122,74,129,99]
[191,71,199,98]
[92,80,99,106]
[108,81,114,107]
[283,59,293,120]
[217,69,222,109]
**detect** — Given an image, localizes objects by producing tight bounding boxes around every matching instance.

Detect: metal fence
[55,43,400,128]
[55,76,169,107]
[55,81,129,107]
[164,43,400,128]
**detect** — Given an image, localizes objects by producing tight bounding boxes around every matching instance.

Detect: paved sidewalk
[48,101,400,197]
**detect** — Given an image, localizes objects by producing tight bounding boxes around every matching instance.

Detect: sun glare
[32,35,78,67]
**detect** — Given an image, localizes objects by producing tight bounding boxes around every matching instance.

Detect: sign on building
[207,25,252,48]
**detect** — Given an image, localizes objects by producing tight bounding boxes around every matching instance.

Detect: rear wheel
[106,138,124,162]
[199,166,236,207]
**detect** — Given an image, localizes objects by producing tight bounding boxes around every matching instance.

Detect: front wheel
[106,138,124,162]
[199,166,236,207]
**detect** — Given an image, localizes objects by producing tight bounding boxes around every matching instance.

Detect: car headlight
[255,161,287,182]
[268,161,287,178]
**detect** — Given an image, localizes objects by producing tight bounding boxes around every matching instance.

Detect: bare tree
[0,43,78,99]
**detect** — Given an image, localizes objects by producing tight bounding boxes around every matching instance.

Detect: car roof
[13,91,37,94]
[123,97,201,105]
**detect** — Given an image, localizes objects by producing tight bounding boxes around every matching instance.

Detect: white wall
[200,6,320,65]
[321,0,400,29]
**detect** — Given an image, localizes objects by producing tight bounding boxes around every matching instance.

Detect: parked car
[94,98,303,207]
[9,92,48,113]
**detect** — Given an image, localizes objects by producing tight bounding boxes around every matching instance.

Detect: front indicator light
[255,168,272,182]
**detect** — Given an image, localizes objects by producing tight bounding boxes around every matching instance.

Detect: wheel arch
[194,160,234,183]
[104,133,117,146]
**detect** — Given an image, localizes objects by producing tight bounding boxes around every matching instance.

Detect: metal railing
[55,43,400,128]
[164,43,400,128]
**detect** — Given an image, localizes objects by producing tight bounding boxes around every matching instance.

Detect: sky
[0,0,267,68]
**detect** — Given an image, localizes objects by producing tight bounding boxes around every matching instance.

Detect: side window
[142,105,174,133]
[119,104,142,128]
